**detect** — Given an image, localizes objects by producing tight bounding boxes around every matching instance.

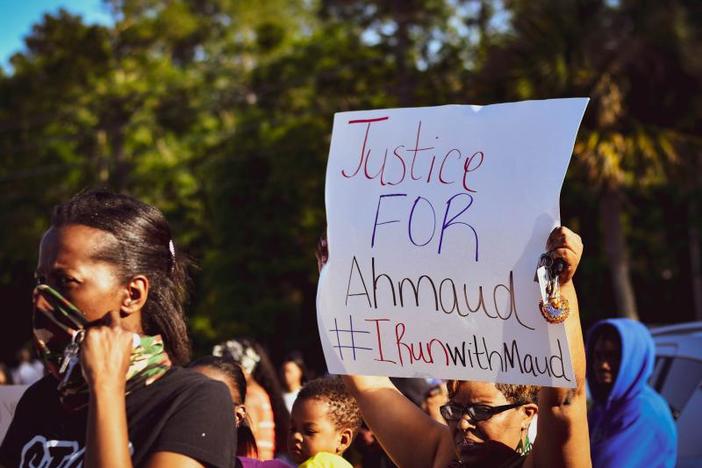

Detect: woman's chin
[456,439,517,464]
[456,439,484,461]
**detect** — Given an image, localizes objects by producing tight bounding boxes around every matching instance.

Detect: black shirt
[0,367,236,467]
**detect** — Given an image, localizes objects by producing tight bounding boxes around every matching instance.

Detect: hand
[546,226,583,285]
[315,231,328,273]
[422,383,449,424]
[80,310,134,392]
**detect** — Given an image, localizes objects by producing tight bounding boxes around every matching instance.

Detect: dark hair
[189,356,259,458]
[214,337,290,456]
[280,350,309,391]
[447,381,540,405]
[190,356,247,402]
[51,189,192,364]
[296,376,362,437]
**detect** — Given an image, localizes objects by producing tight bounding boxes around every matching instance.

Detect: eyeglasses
[439,402,525,422]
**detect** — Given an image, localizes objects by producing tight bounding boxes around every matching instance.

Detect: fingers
[546,226,582,252]
[80,324,134,388]
[316,231,329,272]
[546,227,583,283]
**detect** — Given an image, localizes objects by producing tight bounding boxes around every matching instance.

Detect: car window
[650,356,672,391]
[657,357,702,419]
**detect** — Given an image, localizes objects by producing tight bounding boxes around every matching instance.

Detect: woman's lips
[456,438,482,455]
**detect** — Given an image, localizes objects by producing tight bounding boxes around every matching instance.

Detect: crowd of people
[0,190,678,468]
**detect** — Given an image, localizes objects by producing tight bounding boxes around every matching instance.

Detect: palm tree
[467,0,701,320]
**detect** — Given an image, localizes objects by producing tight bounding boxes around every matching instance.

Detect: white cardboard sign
[0,385,28,444]
[317,99,588,388]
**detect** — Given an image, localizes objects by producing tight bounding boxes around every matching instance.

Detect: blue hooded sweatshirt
[587,319,677,468]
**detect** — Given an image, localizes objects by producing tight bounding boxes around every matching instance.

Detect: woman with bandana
[0,190,236,467]
[336,227,591,468]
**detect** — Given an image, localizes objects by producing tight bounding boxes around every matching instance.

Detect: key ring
[536,253,570,324]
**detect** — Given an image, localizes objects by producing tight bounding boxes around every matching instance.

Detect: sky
[0,0,113,69]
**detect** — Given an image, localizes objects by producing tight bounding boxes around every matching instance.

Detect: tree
[468,0,701,322]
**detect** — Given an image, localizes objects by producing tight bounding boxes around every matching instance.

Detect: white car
[650,322,702,468]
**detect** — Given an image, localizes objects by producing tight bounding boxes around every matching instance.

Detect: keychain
[535,254,570,323]
[59,329,85,382]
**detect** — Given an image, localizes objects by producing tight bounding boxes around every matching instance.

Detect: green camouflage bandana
[32,284,172,411]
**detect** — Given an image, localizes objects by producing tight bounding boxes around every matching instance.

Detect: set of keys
[58,329,86,385]
[534,253,570,323]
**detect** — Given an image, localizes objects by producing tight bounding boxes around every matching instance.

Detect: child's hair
[188,356,259,458]
[296,376,362,436]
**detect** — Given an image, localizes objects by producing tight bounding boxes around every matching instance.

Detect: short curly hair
[296,376,362,435]
[447,380,539,404]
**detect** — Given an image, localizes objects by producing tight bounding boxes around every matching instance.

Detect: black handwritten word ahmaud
[341,117,485,191]
[345,256,534,331]
[370,193,479,259]
[363,318,570,382]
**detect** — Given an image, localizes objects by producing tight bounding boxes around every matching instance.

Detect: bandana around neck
[32,284,172,411]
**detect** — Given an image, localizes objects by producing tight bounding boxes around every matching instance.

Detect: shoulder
[0,376,62,466]
[8,374,59,418]
[145,367,231,401]
[640,387,676,432]
[139,368,236,467]
[17,374,57,398]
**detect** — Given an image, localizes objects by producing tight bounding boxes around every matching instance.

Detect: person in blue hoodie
[587,318,677,468]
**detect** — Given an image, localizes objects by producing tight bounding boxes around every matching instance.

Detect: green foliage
[1,0,700,364]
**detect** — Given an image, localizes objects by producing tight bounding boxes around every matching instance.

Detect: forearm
[541,281,586,407]
[533,281,591,468]
[85,383,133,468]
[342,375,451,468]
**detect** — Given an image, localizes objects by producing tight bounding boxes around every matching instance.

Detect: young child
[288,376,362,467]
[190,356,292,468]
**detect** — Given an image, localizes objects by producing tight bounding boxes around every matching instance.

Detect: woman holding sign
[0,190,236,467]
[336,227,590,468]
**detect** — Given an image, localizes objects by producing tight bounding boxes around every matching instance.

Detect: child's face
[288,397,344,464]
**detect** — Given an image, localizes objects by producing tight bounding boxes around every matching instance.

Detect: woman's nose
[457,414,475,431]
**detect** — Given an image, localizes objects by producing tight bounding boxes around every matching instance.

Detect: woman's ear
[521,403,538,428]
[336,427,354,454]
[121,275,149,316]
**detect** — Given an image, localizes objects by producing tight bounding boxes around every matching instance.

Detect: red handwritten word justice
[340,117,485,192]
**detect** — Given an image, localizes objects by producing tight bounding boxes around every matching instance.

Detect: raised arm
[342,375,454,468]
[81,313,206,468]
[527,227,591,468]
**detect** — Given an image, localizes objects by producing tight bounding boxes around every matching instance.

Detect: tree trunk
[600,185,639,320]
[393,0,412,107]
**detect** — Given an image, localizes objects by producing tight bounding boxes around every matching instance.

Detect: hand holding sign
[547,226,583,285]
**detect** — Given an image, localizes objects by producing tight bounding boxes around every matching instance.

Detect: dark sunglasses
[439,402,525,422]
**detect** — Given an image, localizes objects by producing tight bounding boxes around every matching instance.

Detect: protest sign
[317,98,588,387]
[0,385,28,444]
